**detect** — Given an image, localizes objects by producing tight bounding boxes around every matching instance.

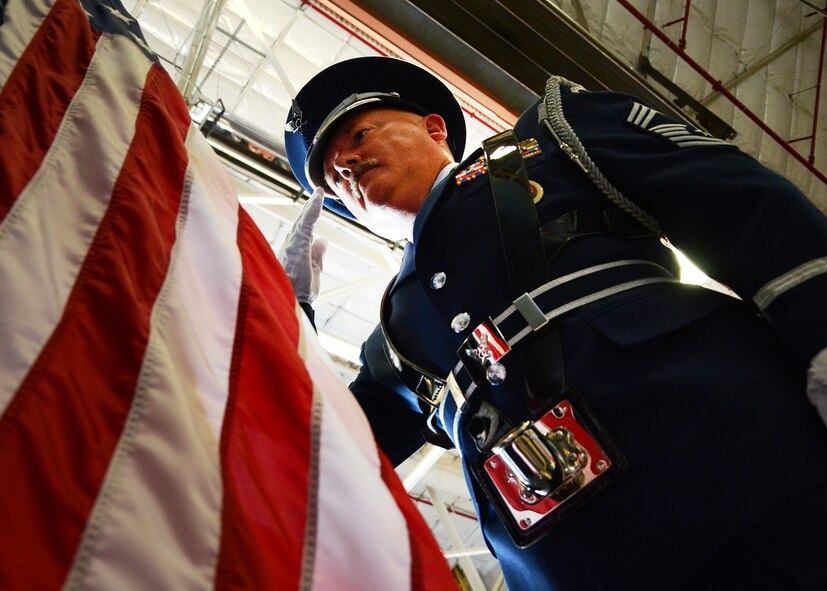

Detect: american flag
[0,0,456,589]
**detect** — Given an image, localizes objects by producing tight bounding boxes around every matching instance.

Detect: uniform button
[486,362,507,385]
[430,271,447,290]
[451,312,470,333]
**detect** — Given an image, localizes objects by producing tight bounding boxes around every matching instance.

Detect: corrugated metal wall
[556,0,826,208]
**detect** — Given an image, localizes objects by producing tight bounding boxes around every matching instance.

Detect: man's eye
[354,128,368,141]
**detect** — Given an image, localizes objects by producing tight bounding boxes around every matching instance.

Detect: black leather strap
[483,131,549,296]
[482,130,565,402]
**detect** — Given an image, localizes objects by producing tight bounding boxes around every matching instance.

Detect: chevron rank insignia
[626,102,733,149]
[456,138,542,185]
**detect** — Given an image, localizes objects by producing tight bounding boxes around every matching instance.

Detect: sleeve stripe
[639,108,657,128]
[626,104,733,149]
[650,123,687,132]
[754,256,827,311]
[670,138,727,147]
[627,101,658,127]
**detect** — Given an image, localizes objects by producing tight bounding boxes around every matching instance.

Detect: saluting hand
[277,187,328,304]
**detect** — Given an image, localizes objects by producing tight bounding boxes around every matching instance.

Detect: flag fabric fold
[0,0,456,588]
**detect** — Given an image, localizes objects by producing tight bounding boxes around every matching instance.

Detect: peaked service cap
[284,56,466,220]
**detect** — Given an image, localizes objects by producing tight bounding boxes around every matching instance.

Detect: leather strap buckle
[471,388,626,547]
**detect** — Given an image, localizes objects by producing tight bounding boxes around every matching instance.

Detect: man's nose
[334,153,359,179]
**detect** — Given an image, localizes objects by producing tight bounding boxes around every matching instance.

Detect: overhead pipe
[662,0,692,49]
[410,495,479,521]
[616,0,827,186]
[795,0,827,18]
[808,14,826,164]
[304,0,504,134]
[679,0,692,49]
[795,16,827,164]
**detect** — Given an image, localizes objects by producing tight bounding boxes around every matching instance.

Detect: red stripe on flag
[215,208,313,589]
[379,452,460,591]
[0,66,191,591]
[0,0,98,222]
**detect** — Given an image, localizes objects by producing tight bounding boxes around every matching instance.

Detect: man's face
[322,107,452,240]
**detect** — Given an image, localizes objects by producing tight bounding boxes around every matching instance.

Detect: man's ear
[423,113,448,142]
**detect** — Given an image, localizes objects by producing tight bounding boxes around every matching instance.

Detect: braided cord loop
[537,77,664,236]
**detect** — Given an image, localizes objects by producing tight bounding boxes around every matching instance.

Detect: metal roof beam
[229,8,299,113]
[794,0,827,18]
[177,0,228,102]
[570,0,589,32]
[700,21,822,106]
[383,0,690,122]
[426,486,488,591]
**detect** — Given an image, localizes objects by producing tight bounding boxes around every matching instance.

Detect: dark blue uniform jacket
[349,84,827,590]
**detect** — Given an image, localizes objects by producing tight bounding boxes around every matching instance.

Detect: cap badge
[284,99,304,133]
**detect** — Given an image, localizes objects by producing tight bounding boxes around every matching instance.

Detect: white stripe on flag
[64,126,241,590]
[298,314,412,591]
[0,32,151,416]
[0,0,56,91]
[168,123,242,439]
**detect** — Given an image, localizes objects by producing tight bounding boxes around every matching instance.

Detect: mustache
[349,159,379,197]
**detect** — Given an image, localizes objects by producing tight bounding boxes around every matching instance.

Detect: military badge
[529,180,544,204]
[456,138,542,185]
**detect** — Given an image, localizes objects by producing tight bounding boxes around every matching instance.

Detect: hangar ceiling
[122,0,827,587]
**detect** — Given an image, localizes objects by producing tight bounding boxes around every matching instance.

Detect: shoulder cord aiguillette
[537,76,664,236]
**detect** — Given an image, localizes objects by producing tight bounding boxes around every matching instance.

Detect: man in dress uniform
[280,56,827,589]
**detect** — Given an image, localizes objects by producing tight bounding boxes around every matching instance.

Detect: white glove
[277,187,328,304]
[806,347,827,427]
